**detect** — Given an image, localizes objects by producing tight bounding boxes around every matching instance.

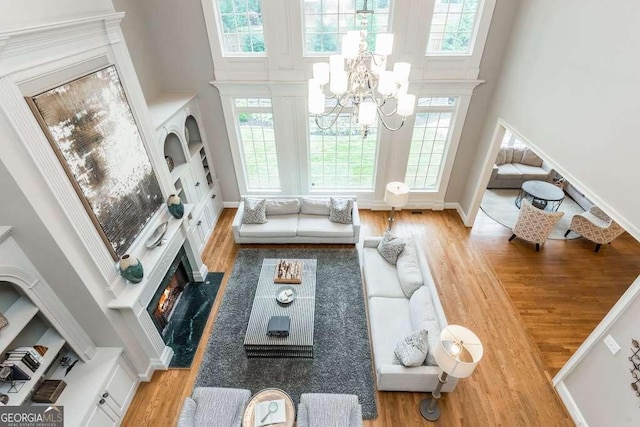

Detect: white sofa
[362,236,457,392]
[232,196,360,244]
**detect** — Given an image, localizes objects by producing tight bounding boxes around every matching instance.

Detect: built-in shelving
[0,297,39,351]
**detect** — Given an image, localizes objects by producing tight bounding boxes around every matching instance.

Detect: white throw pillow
[329,197,353,224]
[396,241,424,297]
[265,198,301,215]
[300,197,331,215]
[393,329,429,367]
[242,198,267,224]
[520,148,544,167]
[409,286,436,331]
[376,231,406,265]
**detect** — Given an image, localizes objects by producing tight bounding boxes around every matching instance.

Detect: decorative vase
[165,156,175,172]
[167,194,184,219]
[119,254,144,283]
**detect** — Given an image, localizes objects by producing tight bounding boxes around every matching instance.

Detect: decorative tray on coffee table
[276,287,296,305]
[274,259,303,284]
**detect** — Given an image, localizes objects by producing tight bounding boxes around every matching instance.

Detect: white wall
[559,276,640,426]
[0,0,114,29]
[458,0,640,237]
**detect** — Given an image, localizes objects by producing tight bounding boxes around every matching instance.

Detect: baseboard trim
[555,381,588,426]
[444,202,471,226]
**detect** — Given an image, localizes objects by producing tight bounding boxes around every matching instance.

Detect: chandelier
[308,0,415,138]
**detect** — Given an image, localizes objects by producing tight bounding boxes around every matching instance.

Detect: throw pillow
[300,197,331,215]
[328,197,353,224]
[396,241,424,297]
[394,329,429,367]
[495,147,507,165]
[242,198,267,224]
[377,231,406,265]
[520,148,544,167]
[265,198,301,216]
[512,146,525,163]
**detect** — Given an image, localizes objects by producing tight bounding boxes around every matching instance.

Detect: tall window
[426,0,480,55]
[235,98,280,190]
[303,0,392,55]
[217,0,265,54]
[501,129,525,147]
[308,115,378,189]
[404,97,457,190]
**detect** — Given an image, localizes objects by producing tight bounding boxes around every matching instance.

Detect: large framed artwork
[27,65,163,261]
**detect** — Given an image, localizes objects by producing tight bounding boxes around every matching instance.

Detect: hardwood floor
[122,208,640,426]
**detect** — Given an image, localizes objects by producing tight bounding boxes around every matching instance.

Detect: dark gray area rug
[195,248,377,419]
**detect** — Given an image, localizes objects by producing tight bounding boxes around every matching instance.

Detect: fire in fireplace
[147,248,193,335]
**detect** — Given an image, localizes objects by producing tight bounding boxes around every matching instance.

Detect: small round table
[515,180,565,212]
[242,388,295,427]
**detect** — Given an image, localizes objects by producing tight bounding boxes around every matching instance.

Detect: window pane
[235,98,280,190]
[308,115,378,190]
[426,0,480,55]
[217,0,266,54]
[303,0,393,55]
[405,111,453,190]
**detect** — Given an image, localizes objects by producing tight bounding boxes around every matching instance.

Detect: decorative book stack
[0,347,43,381]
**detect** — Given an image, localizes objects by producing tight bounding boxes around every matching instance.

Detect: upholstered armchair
[564,206,625,252]
[297,393,363,427]
[509,199,564,251]
[177,387,251,427]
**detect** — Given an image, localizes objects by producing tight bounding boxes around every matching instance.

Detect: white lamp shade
[393,62,411,83]
[313,62,330,85]
[384,181,410,207]
[329,54,344,74]
[375,33,394,56]
[434,325,484,379]
[308,79,325,114]
[341,31,360,59]
[358,101,377,126]
[330,70,348,95]
[377,71,396,97]
[397,94,416,116]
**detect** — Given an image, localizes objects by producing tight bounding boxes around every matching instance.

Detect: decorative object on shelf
[629,339,640,400]
[165,156,175,172]
[0,393,7,404]
[119,254,144,283]
[27,65,163,261]
[384,182,410,230]
[145,221,169,248]
[167,194,185,219]
[420,325,484,421]
[0,312,7,330]
[0,365,23,393]
[31,380,67,403]
[274,259,303,284]
[34,345,48,357]
[308,0,415,138]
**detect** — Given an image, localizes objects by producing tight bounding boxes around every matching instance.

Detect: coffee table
[515,180,565,212]
[244,258,317,358]
[242,388,295,427]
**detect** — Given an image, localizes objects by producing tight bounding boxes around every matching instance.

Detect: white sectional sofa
[232,196,360,244]
[362,236,457,392]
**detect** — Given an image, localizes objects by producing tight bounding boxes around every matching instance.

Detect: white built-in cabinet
[0,227,138,427]
[148,94,223,254]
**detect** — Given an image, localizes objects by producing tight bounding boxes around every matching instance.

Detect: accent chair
[564,206,624,252]
[297,393,363,427]
[177,387,251,427]
[509,199,564,251]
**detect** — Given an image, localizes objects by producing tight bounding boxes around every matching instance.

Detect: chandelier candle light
[308,0,416,137]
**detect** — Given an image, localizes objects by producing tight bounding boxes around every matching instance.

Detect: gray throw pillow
[394,329,429,367]
[242,198,267,224]
[328,197,353,224]
[377,231,406,265]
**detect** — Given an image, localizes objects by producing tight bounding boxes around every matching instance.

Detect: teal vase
[119,254,144,283]
[167,194,184,219]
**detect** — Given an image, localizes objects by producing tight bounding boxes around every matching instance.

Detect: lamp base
[420,398,441,421]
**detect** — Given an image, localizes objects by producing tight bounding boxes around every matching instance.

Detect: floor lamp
[384,182,410,230]
[420,325,484,421]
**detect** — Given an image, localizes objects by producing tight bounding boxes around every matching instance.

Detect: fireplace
[147,247,193,335]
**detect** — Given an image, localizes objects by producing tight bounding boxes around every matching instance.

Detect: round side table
[242,388,295,427]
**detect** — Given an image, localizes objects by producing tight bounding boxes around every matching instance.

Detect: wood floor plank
[122,208,640,426]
